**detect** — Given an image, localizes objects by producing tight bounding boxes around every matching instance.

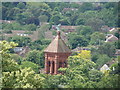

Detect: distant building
[101,25,111,32]
[75,2,83,5]
[106,59,116,67]
[72,47,90,52]
[62,8,78,12]
[45,30,68,43]
[0,20,15,24]
[0,30,39,41]
[14,46,30,57]
[60,26,78,32]
[105,34,118,42]
[19,46,30,57]
[109,28,118,33]
[114,49,120,56]
[52,25,78,33]
[100,59,117,73]
[14,47,23,53]
[100,64,110,73]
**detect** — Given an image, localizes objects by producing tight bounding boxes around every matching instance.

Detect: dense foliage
[1,2,120,89]
[1,42,119,88]
[2,2,118,27]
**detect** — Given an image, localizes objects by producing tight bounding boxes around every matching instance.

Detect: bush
[24,24,37,31]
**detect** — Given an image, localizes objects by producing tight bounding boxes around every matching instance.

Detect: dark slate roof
[44,31,71,53]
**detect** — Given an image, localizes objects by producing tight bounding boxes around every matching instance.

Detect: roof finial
[57,30,61,39]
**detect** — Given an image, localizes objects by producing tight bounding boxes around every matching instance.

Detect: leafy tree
[25,17,39,25]
[97,74,119,88]
[24,24,37,31]
[76,25,93,36]
[26,2,51,18]
[59,17,70,25]
[110,61,120,74]
[68,33,89,49]
[25,50,44,68]
[98,8,117,27]
[43,74,62,88]
[70,2,80,8]
[2,23,13,30]
[29,39,51,50]
[52,30,57,36]
[39,15,48,22]
[98,42,116,57]
[114,31,120,38]
[114,39,120,49]
[88,69,103,82]
[41,39,51,45]
[75,18,85,25]
[103,2,117,9]
[2,68,45,88]
[79,2,94,12]
[85,18,105,31]
[15,11,34,25]
[7,36,31,47]
[58,51,97,88]
[76,50,91,60]
[91,52,99,63]
[90,32,105,45]
[20,61,39,73]
[69,12,79,25]
[17,2,26,9]
[96,54,111,68]
[12,22,22,30]
[11,54,23,64]
[50,15,61,25]
[2,2,22,20]
[0,41,19,72]
[1,40,45,88]
[2,29,12,34]
[64,11,72,17]
[79,11,98,20]
[53,7,60,12]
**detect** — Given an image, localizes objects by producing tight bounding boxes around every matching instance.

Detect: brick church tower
[44,31,71,75]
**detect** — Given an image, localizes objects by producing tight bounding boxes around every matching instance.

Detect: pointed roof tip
[57,30,60,36]
[44,30,71,53]
[57,30,61,39]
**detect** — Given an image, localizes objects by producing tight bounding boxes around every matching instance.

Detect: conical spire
[44,31,71,53]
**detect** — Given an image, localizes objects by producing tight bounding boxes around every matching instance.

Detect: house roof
[60,26,78,30]
[100,64,110,72]
[52,25,78,30]
[115,49,120,56]
[109,28,118,33]
[105,35,118,42]
[62,8,78,12]
[106,59,116,67]
[44,31,71,53]
[72,47,90,52]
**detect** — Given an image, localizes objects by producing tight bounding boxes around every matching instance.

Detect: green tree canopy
[0,41,19,72]
[25,50,44,68]
[90,32,105,45]
[68,33,88,49]
[98,42,116,57]
[2,68,45,88]
[7,36,31,47]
